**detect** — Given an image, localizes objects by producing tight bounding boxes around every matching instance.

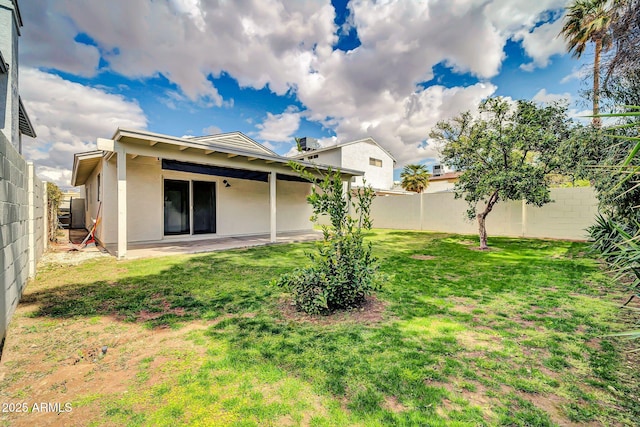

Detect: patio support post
[117,146,127,259]
[270,171,276,243]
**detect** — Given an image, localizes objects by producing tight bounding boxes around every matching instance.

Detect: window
[307,154,318,160]
[164,179,216,236]
[97,173,101,202]
[369,157,382,167]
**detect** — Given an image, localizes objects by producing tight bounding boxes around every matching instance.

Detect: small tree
[274,163,380,314]
[400,164,431,193]
[46,182,62,242]
[430,97,573,249]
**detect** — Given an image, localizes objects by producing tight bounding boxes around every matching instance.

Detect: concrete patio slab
[123,230,323,259]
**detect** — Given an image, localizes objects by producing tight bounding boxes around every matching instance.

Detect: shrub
[274,164,380,315]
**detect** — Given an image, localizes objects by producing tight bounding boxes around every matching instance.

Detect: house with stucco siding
[289,137,396,192]
[71,129,362,259]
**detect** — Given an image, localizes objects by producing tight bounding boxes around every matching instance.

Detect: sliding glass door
[164,179,216,236]
[193,181,216,234]
[164,180,190,235]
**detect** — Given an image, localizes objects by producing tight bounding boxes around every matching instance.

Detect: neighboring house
[71,129,362,259]
[0,0,36,149]
[425,171,461,193]
[289,137,396,192]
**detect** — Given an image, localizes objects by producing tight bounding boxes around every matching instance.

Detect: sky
[15,0,592,188]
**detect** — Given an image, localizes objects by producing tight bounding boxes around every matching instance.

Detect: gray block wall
[0,130,45,352]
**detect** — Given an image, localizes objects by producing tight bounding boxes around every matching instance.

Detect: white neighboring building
[289,137,396,191]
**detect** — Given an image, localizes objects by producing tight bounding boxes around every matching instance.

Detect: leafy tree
[273,164,380,314]
[604,0,639,85]
[561,0,615,127]
[430,97,574,250]
[400,164,431,193]
[46,182,62,242]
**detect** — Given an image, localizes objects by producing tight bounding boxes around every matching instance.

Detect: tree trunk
[593,38,602,128]
[477,191,499,250]
[477,213,489,249]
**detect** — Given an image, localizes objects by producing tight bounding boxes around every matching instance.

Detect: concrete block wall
[1,131,46,351]
[366,187,599,241]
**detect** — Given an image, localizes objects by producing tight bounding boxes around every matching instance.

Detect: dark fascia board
[11,0,24,28]
[0,49,7,73]
[18,97,36,137]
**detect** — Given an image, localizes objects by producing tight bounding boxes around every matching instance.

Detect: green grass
[7,230,639,426]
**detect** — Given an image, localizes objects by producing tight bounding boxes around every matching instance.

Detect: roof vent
[298,137,321,151]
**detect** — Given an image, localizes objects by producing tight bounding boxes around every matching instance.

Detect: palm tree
[400,164,430,193]
[561,0,615,127]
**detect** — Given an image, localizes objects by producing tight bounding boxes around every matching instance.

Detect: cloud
[517,17,567,71]
[532,88,571,104]
[19,0,574,171]
[202,125,222,135]
[256,107,301,143]
[19,68,147,188]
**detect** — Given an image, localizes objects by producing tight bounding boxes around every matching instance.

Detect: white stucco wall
[305,150,342,168]
[82,151,315,251]
[340,142,394,190]
[425,180,456,194]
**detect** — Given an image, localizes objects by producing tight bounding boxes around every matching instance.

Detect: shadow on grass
[20,248,303,328]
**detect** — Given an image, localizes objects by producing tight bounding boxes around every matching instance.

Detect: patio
[123,230,323,259]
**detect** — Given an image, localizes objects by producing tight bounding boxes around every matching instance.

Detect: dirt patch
[468,246,502,252]
[40,230,111,266]
[382,396,407,413]
[447,296,477,314]
[0,315,211,427]
[278,296,388,326]
[410,254,437,260]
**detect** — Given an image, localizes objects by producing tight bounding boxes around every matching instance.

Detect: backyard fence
[366,187,599,241]
[1,131,47,351]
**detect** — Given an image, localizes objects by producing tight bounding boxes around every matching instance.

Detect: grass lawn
[1,230,638,426]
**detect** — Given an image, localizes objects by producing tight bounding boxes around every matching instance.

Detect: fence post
[27,162,35,278]
[521,199,527,237]
[42,182,48,252]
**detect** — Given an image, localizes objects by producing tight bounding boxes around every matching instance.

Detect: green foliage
[400,164,430,193]
[273,163,380,314]
[431,96,574,247]
[46,182,63,241]
[584,106,640,348]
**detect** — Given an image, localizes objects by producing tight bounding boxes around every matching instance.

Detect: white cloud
[19,68,147,188]
[203,125,222,135]
[18,0,575,172]
[517,18,567,71]
[256,108,301,143]
[532,88,571,104]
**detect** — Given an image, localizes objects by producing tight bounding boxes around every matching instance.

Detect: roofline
[18,97,36,137]
[71,150,103,187]
[290,136,397,163]
[109,128,365,177]
[428,172,461,182]
[188,131,279,156]
[12,0,23,27]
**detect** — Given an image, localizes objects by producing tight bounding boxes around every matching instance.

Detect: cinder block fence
[368,187,599,241]
[1,131,46,354]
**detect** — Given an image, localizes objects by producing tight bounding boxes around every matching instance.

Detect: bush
[274,164,380,315]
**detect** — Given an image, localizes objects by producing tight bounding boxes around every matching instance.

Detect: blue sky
[16,0,589,187]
